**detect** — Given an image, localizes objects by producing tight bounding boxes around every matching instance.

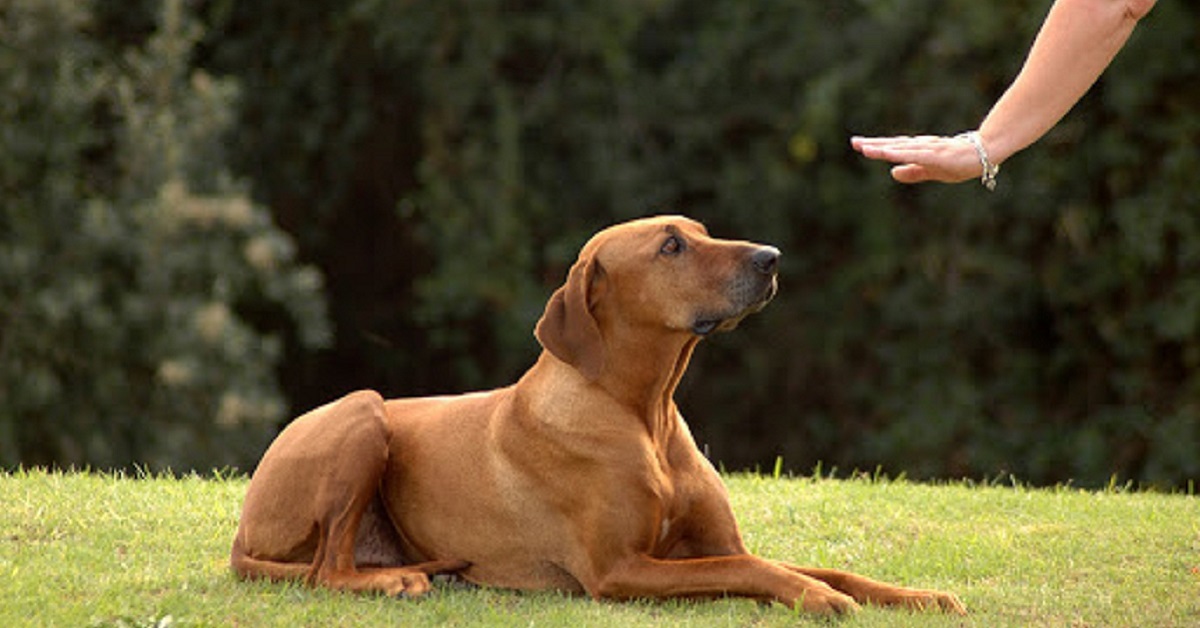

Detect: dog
[230,215,965,615]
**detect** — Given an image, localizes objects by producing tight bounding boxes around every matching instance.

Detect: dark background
[3,0,1198,488]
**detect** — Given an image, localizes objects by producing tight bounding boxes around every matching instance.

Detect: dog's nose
[750,246,780,275]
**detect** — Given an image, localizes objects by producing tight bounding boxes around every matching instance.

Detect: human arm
[850,0,1157,186]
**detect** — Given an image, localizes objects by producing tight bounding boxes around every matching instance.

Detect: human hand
[850,135,983,185]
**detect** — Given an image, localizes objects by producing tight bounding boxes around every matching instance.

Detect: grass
[2,469,1197,627]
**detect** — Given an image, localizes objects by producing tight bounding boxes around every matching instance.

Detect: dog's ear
[535,254,605,381]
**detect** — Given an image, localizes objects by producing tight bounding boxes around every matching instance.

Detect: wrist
[956,131,1001,191]
[975,126,1016,166]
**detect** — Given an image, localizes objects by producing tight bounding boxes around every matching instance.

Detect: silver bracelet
[957,131,1000,191]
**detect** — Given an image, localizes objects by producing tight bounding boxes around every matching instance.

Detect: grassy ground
[1,469,1197,627]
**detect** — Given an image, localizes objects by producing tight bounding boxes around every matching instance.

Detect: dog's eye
[660,236,684,256]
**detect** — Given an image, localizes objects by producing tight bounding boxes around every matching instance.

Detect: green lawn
[2,469,1197,626]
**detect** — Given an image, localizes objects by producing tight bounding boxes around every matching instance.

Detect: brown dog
[230,215,965,615]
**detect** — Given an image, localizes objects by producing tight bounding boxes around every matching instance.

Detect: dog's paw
[897,588,967,615]
[384,571,433,598]
[932,590,968,615]
[798,589,862,615]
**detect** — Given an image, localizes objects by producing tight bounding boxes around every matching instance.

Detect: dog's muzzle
[692,245,780,336]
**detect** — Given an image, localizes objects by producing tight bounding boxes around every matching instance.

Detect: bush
[0,0,329,471]
[16,0,1198,487]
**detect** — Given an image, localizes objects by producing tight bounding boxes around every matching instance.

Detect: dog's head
[535,215,779,381]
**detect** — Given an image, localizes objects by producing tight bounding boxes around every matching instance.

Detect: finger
[860,144,938,165]
[891,164,931,184]
[852,136,907,153]
[855,142,948,163]
[852,135,945,149]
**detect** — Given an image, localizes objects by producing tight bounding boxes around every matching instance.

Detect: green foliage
[201,0,1197,487]
[8,0,1198,486]
[0,0,329,471]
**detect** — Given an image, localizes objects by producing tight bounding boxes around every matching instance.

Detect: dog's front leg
[590,554,861,615]
[780,564,966,615]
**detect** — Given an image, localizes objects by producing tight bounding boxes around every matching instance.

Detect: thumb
[890,164,930,184]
